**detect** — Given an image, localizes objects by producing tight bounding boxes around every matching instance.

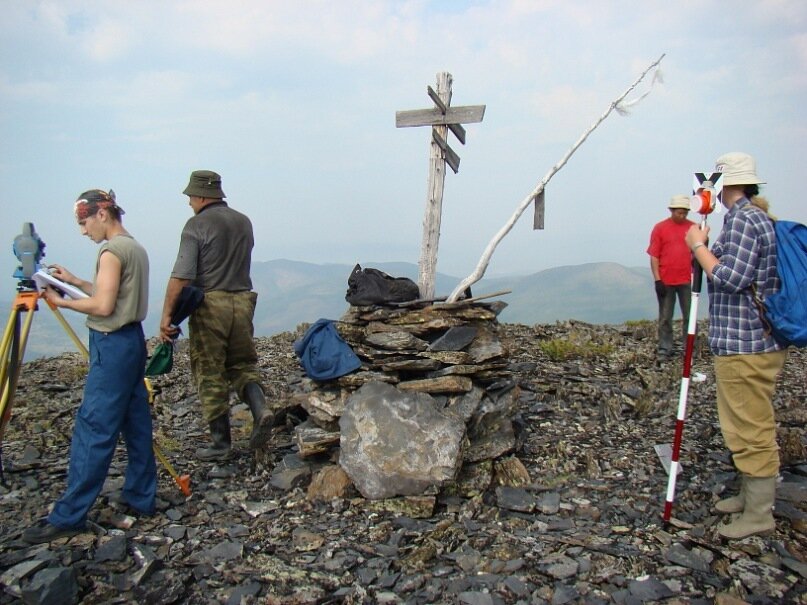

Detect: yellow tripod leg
[0,307,20,406]
[45,303,89,359]
[0,301,35,440]
[144,377,192,497]
[152,439,192,497]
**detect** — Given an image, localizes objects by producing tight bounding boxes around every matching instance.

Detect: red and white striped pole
[662,250,703,521]
[663,182,715,522]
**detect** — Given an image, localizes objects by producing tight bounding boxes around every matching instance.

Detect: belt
[92,322,142,336]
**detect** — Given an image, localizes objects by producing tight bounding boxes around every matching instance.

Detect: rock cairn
[291,298,532,507]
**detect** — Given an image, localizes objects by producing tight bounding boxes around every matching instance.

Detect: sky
[2,0,806,301]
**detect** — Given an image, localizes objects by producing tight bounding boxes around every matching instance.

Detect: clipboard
[32,269,89,300]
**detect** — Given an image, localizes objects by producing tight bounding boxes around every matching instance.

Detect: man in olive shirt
[160,170,273,461]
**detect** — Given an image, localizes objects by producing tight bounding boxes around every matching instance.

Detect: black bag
[345,264,420,306]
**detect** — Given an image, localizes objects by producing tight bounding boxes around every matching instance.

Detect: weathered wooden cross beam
[396,72,485,299]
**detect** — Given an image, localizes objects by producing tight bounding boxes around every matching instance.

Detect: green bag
[145,342,174,376]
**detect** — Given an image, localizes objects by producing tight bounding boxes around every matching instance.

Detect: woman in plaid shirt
[685,152,787,540]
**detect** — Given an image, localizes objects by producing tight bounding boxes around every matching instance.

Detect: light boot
[243,382,274,450]
[718,476,776,540]
[196,414,233,461]
[715,475,745,514]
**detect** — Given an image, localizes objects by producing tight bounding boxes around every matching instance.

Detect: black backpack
[345,264,420,306]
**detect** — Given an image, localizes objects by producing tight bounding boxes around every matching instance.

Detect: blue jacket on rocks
[294,318,362,381]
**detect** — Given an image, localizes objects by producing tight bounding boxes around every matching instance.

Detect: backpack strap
[748,283,773,338]
[739,203,776,338]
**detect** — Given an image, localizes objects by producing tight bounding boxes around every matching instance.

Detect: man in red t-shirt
[647,195,696,360]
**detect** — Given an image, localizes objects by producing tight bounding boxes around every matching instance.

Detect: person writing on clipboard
[22,189,156,544]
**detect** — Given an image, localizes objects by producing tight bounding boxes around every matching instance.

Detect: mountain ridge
[5,260,673,359]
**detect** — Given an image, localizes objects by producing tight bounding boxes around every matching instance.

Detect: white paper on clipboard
[32,269,89,300]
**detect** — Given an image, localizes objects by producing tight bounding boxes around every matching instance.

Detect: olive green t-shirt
[86,234,149,333]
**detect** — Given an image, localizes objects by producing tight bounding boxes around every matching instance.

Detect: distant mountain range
[250,259,662,333]
[6,260,684,360]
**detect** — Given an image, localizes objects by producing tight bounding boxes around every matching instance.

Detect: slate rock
[541,554,578,580]
[495,486,536,513]
[445,386,484,423]
[428,326,479,352]
[269,453,312,490]
[134,569,189,605]
[728,558,795,599]
[226,581,262,604]
[94,534,128,563]
[664,542,712,573]
[21,566,78,605]
[538,492,561,515]
[551,583,579,605]
[340,381,466,499]
[0,559,48,598]
[458,591,495,605]
[197,540,243,564]
[627,576,675,601]
[365,331,429,352]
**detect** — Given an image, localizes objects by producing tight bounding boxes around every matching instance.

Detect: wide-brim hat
[183,170,226,198]
[715,152,765,186]
[668,194,690,210]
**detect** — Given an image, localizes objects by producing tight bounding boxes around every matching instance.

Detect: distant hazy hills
[6,260,673,360]
[250,259,663,332]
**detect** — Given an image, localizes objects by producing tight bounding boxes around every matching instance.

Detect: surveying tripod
[0,288,191,496]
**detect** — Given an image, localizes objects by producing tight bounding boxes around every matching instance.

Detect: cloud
[78,17,132,61]
[0,74,60,101]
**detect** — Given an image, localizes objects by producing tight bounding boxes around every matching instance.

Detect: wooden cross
[396,72,485,299]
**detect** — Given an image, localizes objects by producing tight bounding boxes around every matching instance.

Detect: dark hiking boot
[243,382,274,450]
[196,414,233,461]
[22,519,85,544]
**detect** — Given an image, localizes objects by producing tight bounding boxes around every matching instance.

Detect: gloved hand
[654,280,667,297]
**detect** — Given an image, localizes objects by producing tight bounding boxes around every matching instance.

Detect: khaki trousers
[714,350,787,477]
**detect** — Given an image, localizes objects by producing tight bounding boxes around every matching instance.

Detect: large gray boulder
[339,381,466,499]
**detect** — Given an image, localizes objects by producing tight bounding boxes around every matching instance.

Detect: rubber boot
[196,414,233,461]
[715,475,745,514]
[243,382,274,450]
[718,476,776,540]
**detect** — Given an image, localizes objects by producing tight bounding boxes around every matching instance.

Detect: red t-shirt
[646,218,696,285]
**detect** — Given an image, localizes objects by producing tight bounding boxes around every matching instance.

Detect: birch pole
[446,53,666,303]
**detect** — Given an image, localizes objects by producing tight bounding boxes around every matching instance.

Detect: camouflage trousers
[189,290,262,422]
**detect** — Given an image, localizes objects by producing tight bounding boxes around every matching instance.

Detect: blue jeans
[49,324,156,529]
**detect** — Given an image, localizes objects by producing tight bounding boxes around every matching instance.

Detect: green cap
[182,170,225,199]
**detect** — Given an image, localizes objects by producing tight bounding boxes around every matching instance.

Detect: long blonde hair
[750,195,777,220]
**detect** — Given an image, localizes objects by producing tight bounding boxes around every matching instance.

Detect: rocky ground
[0,319,805,604]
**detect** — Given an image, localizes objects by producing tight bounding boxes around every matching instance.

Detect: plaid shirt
[707,198,782,355]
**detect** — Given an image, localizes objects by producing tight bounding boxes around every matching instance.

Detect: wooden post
[396,73,485,299]
[420,73,452,300]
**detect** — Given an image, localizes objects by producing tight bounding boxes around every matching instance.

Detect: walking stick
[662,176,719,522]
